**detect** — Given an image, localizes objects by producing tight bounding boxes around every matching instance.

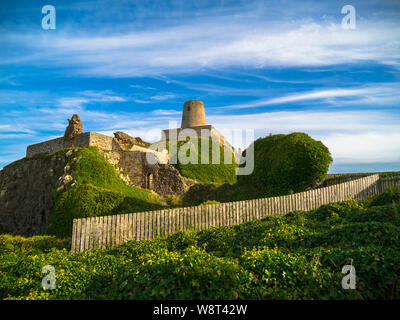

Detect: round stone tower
[181,100,206,128]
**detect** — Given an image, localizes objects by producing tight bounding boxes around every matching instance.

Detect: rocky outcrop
[64,114,83,147]
[114,131,151,148]
[0,150,78,236]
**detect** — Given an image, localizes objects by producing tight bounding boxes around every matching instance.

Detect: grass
[154,137,238,185]
[1,186,399,300]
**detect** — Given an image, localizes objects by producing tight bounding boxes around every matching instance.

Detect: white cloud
[322,133,400,164]
[216,88,369,109]
[1,105,399,168]
[57,90,127,108]
[133,93,177,103]
[3,17,400,77]
[206,110,400,164]
[213,83,400,109]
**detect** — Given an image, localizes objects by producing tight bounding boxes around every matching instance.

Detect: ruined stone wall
[26,132,114,158]
[25,131,188,196]
[0,150,77,236]
[87,132,114,150]
[26,137,65,158]
[100,148,190,196]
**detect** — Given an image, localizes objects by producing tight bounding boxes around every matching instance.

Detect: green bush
[182,182,252,206]
[1,193,399,300]
[165,195,183,208]
[0,234,70,254]
[183,132,333,205]
[199,200,220,206]
[238,133,333,197]
[369,186,400,207]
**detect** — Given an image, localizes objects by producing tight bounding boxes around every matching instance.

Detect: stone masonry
[26,116,189,196]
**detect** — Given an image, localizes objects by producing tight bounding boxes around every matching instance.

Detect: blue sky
[1,0,400,173]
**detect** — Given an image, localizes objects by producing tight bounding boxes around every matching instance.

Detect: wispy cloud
[57,90,126,108]
[207,110,400,164]
[133,93,177,104]
[215,84,400,109]
[1,102,399,169]
[2,15,400,77]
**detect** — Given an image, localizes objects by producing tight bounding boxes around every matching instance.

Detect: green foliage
[199,200,220,206]
[183,132,333,205]
[182,182,252,206]
[369,186,400,207]
[162,137,238,184]
[0,235,70,254]
[165,195,183,208]
[238,133,333,197]
[47,147,164,238]
[1,193,399,300]
[379,171,400,178]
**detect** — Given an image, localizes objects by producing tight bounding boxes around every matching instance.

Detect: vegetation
[183,133,333,205]
[238,132,332,197]
[1,187,399,300]
[182,182,247,205]
[47,147,164,238]
[379,171,400,178]
[155,137,238,185]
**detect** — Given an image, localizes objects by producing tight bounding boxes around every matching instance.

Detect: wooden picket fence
[379,176,400,191]
[70,174,399,253]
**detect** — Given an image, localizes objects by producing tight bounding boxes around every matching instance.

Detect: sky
[0,0,400,173]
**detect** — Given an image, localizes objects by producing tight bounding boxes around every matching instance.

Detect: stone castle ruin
[26,100,237,196]
[161,100,236,155]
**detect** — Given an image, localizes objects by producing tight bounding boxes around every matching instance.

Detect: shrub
[199,200,220,206]
[1,191,399,300]
[183,132,333,205]
[0,234,70,254]
[182,182,252,206]
[165,195,183,207]
[369,186,400,207]
[238,133,333,197]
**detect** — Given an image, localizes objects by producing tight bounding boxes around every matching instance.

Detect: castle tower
[181,100,206,129]
[160,99,240,161]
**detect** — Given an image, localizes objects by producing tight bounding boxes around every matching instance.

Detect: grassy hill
[47,147,164,238]
[154,137,238,185]
[1,186,399,300]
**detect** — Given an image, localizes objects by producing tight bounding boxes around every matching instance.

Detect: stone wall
[26,137,65,158]
[87,132,114,150]
[25,131,190,196]
[26,132,114,158]
[0,150,77,236]
[100,148,191,196]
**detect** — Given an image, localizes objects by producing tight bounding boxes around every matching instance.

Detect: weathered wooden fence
[379,176,400,191]
[71,174,399,253]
